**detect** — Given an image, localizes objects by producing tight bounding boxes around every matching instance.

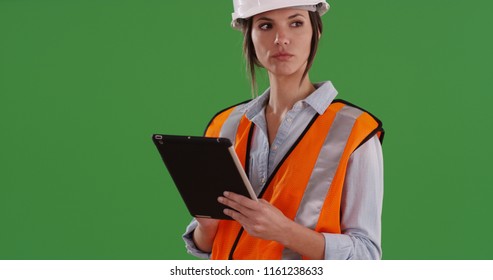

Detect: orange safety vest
[204,99,384,260]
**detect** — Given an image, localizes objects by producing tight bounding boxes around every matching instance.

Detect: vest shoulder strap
[203,100,251,137]
[331,99,385,146]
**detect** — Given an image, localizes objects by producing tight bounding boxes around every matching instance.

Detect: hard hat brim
[231,1,329,30]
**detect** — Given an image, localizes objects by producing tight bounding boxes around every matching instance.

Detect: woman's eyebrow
[288,13,305,19]
[255,16,272,22]
[255,13,306,23]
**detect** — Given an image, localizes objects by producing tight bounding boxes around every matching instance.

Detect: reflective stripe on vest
[281,105,364,259]
[205,101,382,260]
[219,105,245,143]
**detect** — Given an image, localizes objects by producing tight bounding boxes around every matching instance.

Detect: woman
[183,0,384,260]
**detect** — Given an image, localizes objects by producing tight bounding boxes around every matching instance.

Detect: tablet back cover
[152,135,254,220]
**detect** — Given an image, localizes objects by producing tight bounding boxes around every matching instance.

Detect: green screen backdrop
[1,0,492,259]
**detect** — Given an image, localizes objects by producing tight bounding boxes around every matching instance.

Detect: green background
[1,0,492,259]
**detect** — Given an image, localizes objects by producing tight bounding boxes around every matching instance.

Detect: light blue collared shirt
[183,81,383,259]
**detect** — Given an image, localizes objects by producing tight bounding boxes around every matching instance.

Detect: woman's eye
[259,23,272,30]
[291,21,303,27]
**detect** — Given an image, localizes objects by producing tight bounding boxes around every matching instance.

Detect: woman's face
[251,8,313,78]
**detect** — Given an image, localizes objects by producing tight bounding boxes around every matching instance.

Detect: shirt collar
[305,81,338,115]
[244,81,338,120]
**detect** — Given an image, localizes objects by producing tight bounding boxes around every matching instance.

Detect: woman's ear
[318,31,321,39]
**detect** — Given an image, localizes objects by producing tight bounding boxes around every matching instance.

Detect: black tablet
[152,134,257,220]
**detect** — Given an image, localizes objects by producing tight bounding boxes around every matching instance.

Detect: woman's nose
[274,31,290,45]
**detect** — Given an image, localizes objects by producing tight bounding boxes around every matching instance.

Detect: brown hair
[241,11,323,97]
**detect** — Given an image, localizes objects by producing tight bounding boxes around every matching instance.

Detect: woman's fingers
[219,194,291,240]
[217,191,258,213]
[222,191,259,210]
[218,194,254,216]
[223,207,248,224]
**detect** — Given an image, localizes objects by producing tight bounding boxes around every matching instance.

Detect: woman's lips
[272,52,294,61]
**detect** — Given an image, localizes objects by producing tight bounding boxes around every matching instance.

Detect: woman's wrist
[278,220,325,260]
[193,220,219,253]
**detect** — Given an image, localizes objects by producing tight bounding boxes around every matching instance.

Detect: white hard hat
[231,0,330,29]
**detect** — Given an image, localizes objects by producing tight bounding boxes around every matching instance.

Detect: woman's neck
[263,72,316,145]
[267,72,316,116]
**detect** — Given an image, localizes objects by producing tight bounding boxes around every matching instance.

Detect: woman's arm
[182,218,219,259]
[192,218,220,253]
[323,135,383,259]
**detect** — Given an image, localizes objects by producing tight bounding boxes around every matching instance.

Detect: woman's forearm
[192,222,219,253]
[279,220,325,260]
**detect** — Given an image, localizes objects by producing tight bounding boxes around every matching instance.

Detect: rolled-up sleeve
[182,219,211,259]
[322,135,384,260]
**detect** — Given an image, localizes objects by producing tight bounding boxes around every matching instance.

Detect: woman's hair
[241,11,323,97]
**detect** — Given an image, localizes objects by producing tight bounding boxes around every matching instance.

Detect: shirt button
[286,117,292,123]
[272,145,278,151]
[261,177,266,184]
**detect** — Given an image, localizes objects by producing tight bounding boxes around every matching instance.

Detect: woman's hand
[217,191,292,244]
[218,191,325,259]
[193,217,220,253]
[195,217,220,231]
